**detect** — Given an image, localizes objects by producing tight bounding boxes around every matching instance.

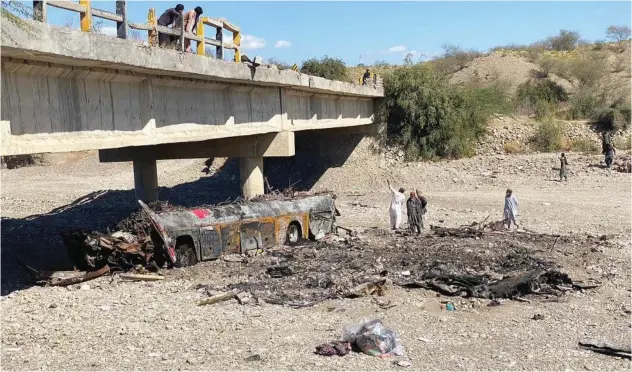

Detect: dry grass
[614,135,632,150]
[570,138,600,153]
[504,141,525,154]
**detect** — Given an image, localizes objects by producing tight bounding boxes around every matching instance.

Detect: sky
[41,1,632,66]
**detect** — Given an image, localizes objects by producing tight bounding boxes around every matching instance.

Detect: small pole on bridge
[32,1,47,22]
[216,27,224,60]
[116,1,128,39]
[79,0,92,32]
[196,17,206,56]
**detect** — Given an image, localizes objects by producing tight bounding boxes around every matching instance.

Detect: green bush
[516,79,568,105]
[383,63,509,159]
[300,56,349,81]
[531,119,564,152]
[515,79,568,119]
[593,102,632,131]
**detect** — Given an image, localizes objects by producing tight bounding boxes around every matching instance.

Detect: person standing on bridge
[362,69,371,85]
[182,6,204,53]
[157,4,184,48]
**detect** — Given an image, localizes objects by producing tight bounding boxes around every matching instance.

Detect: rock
[397,360,412,368]
[245,354,261,362]
[401,270,411,276]
[49,303,57,308]
[80,284,90,291]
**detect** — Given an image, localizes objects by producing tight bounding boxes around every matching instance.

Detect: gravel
[1,148,630,370]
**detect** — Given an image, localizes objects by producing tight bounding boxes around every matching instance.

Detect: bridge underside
[1,58,375,156]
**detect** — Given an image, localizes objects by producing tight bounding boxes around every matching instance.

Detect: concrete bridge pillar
[240,156,264,199]
[133,158,159,202]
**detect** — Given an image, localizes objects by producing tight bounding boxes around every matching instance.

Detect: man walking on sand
[559,153,569,182]
[387,180,406,230]
[503,188,519,230]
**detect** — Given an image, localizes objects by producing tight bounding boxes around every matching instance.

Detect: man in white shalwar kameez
[503,188,519,229]
[387,180,406,230]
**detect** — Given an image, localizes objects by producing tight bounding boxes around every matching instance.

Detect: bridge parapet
[33,1,243,62]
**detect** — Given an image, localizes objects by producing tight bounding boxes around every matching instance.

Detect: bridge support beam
[240,156,264,199]
[133,158,158,202]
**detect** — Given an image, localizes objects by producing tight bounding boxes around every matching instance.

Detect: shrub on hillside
[515,79,568,119]
[567,55,608,87]
[545,30,582,51]
[570,138,599,153]
[300,56,349,81]
[531,119,564,152]
[383,63,510,159]
[504,141,524,154]
[566,87,605,120]
[593,102,632,131]
[433,44,482,75]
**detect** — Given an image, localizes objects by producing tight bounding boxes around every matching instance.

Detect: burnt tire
[286,223,301,246]
[175,243,198,268]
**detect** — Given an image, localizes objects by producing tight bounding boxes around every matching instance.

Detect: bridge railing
[31,0,241,62]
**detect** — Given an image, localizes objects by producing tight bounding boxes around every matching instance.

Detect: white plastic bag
[342,318,403,357]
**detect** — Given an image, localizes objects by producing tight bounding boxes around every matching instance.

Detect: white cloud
[98,26,117,37]
[241,34,266,49]
[274,40,292,48]
[385,45,407,53]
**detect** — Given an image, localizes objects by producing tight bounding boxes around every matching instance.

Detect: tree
[403,52,414,65]
[300,56,349,81]
[545,30,582,51]
[606,25,631,42]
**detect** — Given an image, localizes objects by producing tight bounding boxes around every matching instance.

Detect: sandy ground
[1,151,630,370]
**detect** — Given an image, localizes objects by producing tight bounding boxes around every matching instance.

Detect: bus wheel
[286,223,301,246]
[175,243,198,268]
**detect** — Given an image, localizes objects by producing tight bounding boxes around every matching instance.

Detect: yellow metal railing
[32,1,242,62]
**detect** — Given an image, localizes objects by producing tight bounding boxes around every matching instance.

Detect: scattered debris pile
[60,201,176,272]
[193,226,599,307]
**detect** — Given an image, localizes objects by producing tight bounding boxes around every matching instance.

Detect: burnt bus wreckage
[62,194,339,270]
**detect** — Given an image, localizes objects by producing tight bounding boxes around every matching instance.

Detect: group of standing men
[387,180,427,233]
[157,4,204,53]
[387,181,520,232]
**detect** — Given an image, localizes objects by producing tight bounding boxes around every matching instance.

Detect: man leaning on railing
[157,4,184,48]
[180,6,204,53]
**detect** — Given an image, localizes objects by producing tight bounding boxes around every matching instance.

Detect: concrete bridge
[0,13,384,200]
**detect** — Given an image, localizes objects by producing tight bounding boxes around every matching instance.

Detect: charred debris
[36,198,603,307]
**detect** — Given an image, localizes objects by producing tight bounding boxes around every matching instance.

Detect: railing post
[233,31,241,62]
[147,8,157,47]
[216,27,224,60]
[79,0,92,32]
[115,1,128,39]
[33,1,47,22]
[196,18,205,55]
